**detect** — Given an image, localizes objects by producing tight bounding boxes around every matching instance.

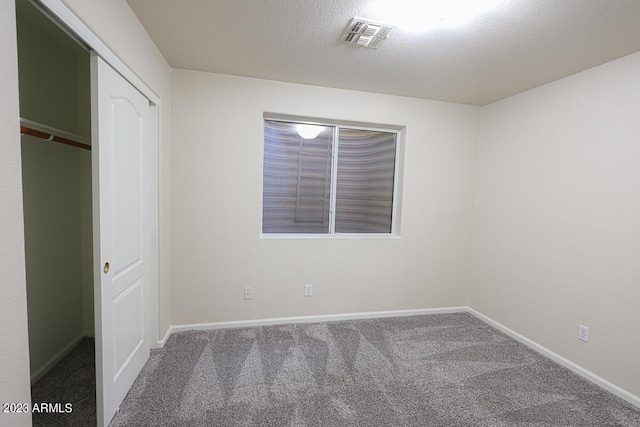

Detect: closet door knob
[103,262,110,274]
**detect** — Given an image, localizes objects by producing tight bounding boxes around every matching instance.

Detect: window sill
[259,233,401,240]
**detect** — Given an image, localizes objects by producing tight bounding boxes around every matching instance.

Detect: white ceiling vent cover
[342,18,393,49]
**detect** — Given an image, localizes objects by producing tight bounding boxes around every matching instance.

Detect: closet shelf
[20,118,91,151]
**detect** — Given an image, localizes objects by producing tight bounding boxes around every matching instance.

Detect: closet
[16,0,95,421]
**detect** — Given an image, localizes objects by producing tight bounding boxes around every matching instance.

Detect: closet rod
[20,126,91,151]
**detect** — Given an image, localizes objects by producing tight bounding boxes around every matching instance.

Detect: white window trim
[260,115,403,238]
[328,126,339,234]
[259,233,402,240]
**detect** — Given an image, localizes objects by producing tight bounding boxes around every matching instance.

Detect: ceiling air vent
[341,18,393,49]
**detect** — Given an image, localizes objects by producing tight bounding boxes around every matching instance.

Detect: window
[262,119,398,235]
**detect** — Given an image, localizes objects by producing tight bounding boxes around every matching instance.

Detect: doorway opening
[16,0,95,424]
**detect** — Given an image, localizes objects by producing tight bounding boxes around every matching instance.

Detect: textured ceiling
[126,0,640,105]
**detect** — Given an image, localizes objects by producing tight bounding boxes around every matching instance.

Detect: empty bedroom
[1,0,639,426]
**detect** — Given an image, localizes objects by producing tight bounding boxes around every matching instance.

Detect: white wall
[61,0,173,337]
[16,0,87,137]
[171,70,480,325]
[0,0,32,425]
[469,51,640,397]
[21,137,86,377]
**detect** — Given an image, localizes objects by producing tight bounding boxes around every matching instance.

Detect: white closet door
[91,53,150,427]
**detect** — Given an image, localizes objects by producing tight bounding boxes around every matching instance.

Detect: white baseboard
[169,306,467,335]
[466,307,640,409]
[157,327,171,348]
[30,333,85,385]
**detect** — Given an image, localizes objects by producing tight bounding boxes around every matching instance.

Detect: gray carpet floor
[30,337,96,427]
[110,313,640,426]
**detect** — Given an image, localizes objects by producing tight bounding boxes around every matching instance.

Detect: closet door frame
[32,0,161,343]
[30,1,161,426]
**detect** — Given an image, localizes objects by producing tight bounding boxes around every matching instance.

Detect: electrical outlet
[305,284,312,297]
[244,286,253,300]
[578,324,589,342]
